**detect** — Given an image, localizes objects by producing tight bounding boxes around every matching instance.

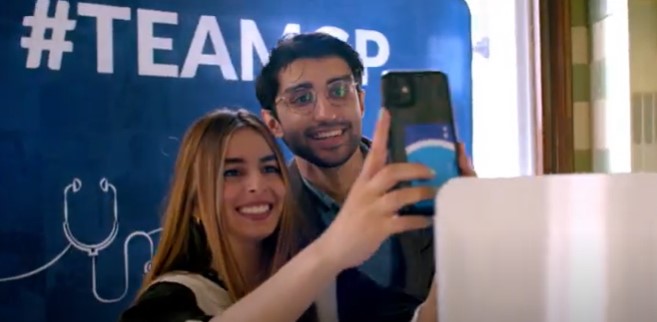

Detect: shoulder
[119,271,232,322]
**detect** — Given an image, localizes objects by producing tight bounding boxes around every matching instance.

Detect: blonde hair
[138,108,301,301]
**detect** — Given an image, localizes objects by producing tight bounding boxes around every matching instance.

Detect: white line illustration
[160,136,180,157]
[63,178,119,256]
[0,177,162,304]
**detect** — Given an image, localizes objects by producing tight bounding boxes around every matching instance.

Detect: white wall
[467,0,536,178]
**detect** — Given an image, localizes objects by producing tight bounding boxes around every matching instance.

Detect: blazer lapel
[360,137,435,297]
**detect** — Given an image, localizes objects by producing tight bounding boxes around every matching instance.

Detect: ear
[358,89,366,118]
[261,109,284,138]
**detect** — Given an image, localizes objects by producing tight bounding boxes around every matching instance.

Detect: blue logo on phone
[404,123,459,213]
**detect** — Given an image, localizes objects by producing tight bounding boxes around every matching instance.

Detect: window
[467,0,538,177]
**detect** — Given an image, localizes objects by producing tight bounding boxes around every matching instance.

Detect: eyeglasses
[275,80,359,115]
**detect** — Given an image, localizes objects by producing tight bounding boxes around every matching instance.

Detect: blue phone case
[404,122,460,214]
[381,70,459,216]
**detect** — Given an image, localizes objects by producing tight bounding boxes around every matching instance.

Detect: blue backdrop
[0,0,472,321]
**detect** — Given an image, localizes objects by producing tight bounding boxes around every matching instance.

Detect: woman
[120,108,438,322]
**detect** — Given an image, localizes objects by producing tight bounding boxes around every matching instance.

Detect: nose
[313,95,337,121]
[244,172,264,194]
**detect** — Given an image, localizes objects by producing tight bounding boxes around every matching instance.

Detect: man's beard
[282,129,361,169]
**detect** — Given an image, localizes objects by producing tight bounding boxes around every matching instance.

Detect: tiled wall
[588,0,611,172]
[568,0,652,173]
[572,0,592,172]
[573,0,629,173]
[589,0,634,173]
[629,0,657,172]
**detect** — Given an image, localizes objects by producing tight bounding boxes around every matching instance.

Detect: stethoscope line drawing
[63,178,119,256]
[0,177,163,304]
[91,230,157,303]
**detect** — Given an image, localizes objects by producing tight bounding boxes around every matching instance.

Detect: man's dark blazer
[287,138,435,321]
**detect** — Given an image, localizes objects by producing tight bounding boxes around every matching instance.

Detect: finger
[361,108,391,179]
[457,142,477,177]
[386,215,432,235]
[368,163,435,194]
[376,186,437,214]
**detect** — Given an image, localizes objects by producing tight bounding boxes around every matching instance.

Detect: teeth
[238,204,270,214]
[314,130,342,139]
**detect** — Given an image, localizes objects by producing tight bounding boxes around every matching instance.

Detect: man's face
[263,56,365,168]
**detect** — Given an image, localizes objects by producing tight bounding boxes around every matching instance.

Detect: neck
[296,147,364,204]
[227,238,263,287]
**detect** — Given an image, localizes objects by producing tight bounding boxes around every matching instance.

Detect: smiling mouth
[311,129,345,140]
[236,204,273,221]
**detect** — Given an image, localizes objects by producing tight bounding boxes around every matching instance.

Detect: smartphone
[381,70,460,216]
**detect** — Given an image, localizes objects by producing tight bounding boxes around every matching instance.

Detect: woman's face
[221,127,286,243]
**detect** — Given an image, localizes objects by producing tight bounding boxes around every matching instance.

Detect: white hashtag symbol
[21,0,77,70]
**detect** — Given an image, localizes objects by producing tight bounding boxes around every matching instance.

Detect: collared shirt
[300,142,400,288]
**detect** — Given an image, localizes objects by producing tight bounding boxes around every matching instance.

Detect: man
[255,32,475,316]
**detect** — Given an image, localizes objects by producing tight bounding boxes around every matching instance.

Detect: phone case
[381,70,460,216]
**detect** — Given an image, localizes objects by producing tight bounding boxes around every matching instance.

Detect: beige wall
[629,0,657,171]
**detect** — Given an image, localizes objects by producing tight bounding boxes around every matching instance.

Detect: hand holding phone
[381,70,460,216]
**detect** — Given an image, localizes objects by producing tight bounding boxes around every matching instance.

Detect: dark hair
[255,32,364,113]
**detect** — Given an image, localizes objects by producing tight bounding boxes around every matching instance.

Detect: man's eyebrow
[326,74,353,84]
[282,74,353,93]
[282,82,313,93]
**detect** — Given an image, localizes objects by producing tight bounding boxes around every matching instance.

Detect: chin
[243,228,279,243]
[314,154,353,168]
[314,144,360,167]
[233,217,280,242]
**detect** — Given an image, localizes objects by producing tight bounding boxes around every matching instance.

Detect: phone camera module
[386,76,414,107]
